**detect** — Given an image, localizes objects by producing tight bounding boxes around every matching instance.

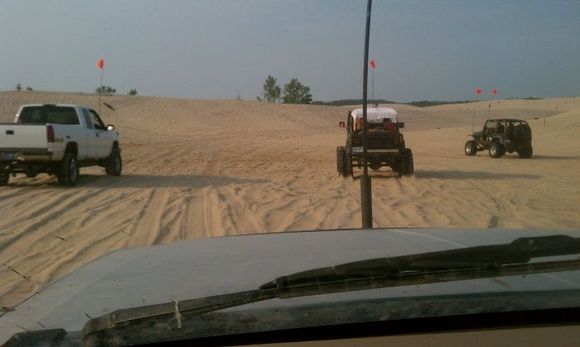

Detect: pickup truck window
[19,106,80,125]
[81,108,94,129]
[88,110,106,130]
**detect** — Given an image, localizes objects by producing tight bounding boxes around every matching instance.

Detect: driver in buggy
[384,117,397,133]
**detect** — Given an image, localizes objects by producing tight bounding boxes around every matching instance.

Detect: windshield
[1,0,579,345]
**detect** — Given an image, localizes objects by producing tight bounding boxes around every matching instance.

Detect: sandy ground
[0,91,579,309]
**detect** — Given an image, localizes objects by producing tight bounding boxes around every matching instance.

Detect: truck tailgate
[0,124,48,149]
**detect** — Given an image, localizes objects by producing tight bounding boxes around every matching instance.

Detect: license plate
[1,153,17,160]
[352,146,363,153]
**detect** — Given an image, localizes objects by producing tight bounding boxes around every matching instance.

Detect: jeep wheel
[464,140,477,156]
[517,147,533,159]
[58,153,79,186]
[489,141,504,158]
[105,148,123,176]
[0,172,9,186]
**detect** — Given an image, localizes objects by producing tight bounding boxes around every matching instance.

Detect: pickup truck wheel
[105,148,122,176]
[0,173,9,186]
[58,153,79,186]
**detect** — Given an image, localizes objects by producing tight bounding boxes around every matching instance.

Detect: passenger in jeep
[496,122,505,135]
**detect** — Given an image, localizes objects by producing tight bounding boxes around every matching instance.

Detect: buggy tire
[0,172,8,186]
[336,146,346,176]
[105,148,123,176]
[403,148,414,176]
[464,140,477,156]
[344,153,353,177]
[489,141,504,158]
[58,153,79,186]
[393,156,404,176]
[517,147,533,159]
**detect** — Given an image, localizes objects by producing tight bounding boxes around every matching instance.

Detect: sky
[1,0,579,102]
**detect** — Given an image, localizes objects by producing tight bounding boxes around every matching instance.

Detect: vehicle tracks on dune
[1,97,579,310]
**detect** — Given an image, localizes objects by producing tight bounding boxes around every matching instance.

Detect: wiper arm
[82,235,580,345]
[261,235,580,294]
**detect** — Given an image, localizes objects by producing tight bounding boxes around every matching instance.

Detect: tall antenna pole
[99,68,103,116]
[472,87,482,132]
[371,68,375,102]
[97,58,105,116]
[361,0,373,229]
[472,101,476,132]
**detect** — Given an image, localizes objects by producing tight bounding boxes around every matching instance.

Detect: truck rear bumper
[0,149,57,176]
[0,148,53,162]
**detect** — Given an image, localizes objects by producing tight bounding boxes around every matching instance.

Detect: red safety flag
[475,87,483,96]
[97,58,105,70]
[369,59,376,69]
[491,88,498,96]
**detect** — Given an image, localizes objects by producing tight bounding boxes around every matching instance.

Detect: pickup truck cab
[0,104,122,186]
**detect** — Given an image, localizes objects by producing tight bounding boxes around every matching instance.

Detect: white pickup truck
[0,104,122,186]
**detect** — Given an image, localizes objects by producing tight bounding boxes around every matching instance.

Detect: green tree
[96,86,116,96]
[282,78,312,104]
[262,75,281,103]
[128,88,138,96]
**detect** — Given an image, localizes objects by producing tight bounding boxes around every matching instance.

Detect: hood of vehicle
[471,130,483,138]
[2,228,580,342]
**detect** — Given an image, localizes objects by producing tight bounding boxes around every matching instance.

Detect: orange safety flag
[369,59,376,69]
[97,58,105,70]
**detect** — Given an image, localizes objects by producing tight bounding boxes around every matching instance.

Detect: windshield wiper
[82,235,580,345]
[261,235,580,296]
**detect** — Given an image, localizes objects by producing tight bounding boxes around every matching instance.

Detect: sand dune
[1,91,579,309]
